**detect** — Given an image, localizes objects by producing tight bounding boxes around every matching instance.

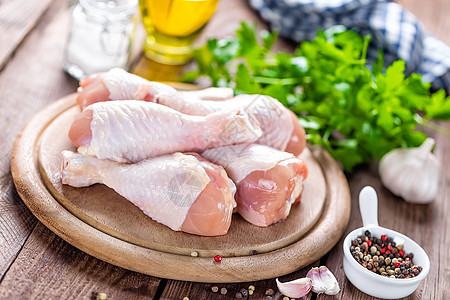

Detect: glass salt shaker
[63,0,138,80]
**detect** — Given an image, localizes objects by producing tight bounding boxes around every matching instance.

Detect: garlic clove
[276,277,312,298]
[306,267,327,294]
[307,266,340,295]
[318,266,340,295]
[378,138,441,204]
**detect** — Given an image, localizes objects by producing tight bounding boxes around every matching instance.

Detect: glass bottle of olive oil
[139,0,219,65]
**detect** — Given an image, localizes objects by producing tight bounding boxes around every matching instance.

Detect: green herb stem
[416,114,450,137]
[251,76,301,85]
[360,35,371,64]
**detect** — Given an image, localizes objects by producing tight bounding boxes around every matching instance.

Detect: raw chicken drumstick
[69,100,262,163]
[77,68,306,156]
[61,151,236,236]
[135,89,306,156]
[77,68,233,109]
[202,144,308,227]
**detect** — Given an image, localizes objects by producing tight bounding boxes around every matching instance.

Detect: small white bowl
[342,186,430,299]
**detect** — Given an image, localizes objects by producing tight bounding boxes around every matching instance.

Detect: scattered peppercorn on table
[0,0,449,299]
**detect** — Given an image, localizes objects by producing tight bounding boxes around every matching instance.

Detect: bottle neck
[79,0,137,21]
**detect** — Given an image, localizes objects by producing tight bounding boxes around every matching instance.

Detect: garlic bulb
[276,277,312,298]
[306,266,340,295]
[379,138,440,203]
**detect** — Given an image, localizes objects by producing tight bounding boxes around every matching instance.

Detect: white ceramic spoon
[342,186,430,299]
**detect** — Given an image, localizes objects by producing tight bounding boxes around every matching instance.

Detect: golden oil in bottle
[139,0,219,65]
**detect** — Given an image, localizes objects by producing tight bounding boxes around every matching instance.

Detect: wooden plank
[160,262,318,300]
[418,123,450,300]
[0,0,76,281]
[0,223,162,299]
[0,0,53,70]
[0,177,36,279]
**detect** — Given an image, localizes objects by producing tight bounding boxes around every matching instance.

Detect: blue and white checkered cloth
[249,0,450,90]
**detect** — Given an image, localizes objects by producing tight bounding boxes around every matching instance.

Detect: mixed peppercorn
[350,230,422,279]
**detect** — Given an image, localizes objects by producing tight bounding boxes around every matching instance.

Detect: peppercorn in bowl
[342,187,430,299]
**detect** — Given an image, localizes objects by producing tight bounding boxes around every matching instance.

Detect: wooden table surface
[0,1,448,299]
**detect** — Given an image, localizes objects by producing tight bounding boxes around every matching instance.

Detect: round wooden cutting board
[11,94,351,283]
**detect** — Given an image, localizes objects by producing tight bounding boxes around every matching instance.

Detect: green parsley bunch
[183,23,450,171]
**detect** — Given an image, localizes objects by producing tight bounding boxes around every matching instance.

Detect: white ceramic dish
[342,186,430,299]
